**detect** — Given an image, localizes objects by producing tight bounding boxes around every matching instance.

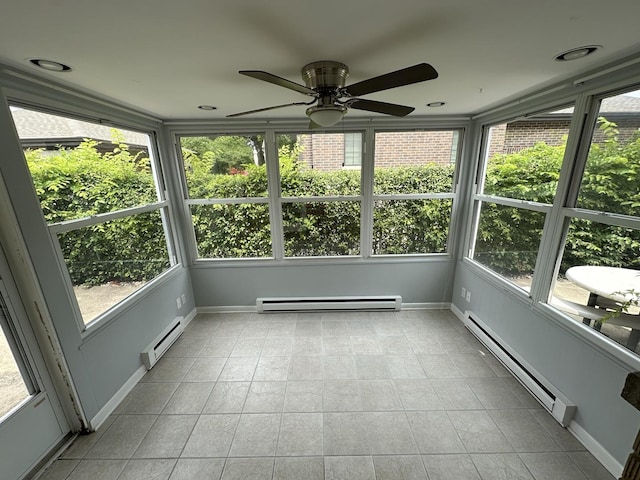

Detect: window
[343,133,362,167]
[12,107,175,326]
[180,135,272,259]
[373,130,460,255]
[469,108,571,290]
[180,128,462,261]
[279,132,361,257]
[549,89,640,354]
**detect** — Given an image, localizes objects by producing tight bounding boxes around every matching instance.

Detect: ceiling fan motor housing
[301,61,349,90]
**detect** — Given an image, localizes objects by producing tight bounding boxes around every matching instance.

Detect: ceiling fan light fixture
[306,104,347,127]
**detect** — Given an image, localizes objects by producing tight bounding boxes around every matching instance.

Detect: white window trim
[177,127,464,262]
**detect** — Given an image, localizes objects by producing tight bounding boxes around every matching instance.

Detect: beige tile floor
[38,310,615,479]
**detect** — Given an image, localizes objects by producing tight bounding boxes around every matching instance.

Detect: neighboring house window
[468,107,571,292]
[12,107,176,327]
[343,132,362,167]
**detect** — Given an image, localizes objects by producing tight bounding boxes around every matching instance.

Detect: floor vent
[141,316,184,370]
[464,311,576,427]
[256,296,402,313]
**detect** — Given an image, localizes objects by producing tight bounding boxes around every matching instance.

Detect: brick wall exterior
[298,131,458,171]
[488,116,639,158]
[295,116,639,170]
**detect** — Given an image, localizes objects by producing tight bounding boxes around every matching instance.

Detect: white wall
[0,80,195,423]
[453,259,640,473]
[191,259,455,308]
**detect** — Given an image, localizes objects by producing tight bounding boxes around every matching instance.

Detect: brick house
[299,94,640,171]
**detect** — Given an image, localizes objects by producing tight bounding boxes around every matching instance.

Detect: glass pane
[180,135,268,198]
[482,108,570,202]
[278,133,361,197]
[473,202,546,290]
[191,203,272,259]
[577,89,640,216]
[57,211,171,324]
[551,218,640,354]
[0,297,31,418]
[283,202,360,257]
[373,199,451,254]
[12,107,158,223]
[374,131,458,194]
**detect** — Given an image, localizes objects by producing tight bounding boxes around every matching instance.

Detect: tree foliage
[475,118,640,276]
[25,119,640,286]
[26,137,169,285]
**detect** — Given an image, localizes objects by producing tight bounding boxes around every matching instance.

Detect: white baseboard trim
[402,302,451,310]
[182,308,197,328]
[450,302,623,478]
[568,420,624,478]
[89,364,146,431]
[450,303,465,321]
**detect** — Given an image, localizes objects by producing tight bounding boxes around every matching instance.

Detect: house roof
[10,108,149,147]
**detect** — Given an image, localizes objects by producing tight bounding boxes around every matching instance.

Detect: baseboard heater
[141,316,184,370]
[463,311,576,427]
[256,296,402,313]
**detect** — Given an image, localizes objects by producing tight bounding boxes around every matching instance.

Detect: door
[0,245,70,480]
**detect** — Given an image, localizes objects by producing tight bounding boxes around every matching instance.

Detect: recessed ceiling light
[29,58,72,72]
[427,102,446,107]
[554,45,601,61]
[197,105,217,111]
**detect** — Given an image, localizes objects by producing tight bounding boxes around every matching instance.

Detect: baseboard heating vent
[257,296,402,313]
[463,311,576,427]
[141,316,184,370]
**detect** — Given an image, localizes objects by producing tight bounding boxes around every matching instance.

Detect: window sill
[79,264,185,343]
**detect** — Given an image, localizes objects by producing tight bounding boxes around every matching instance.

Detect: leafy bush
[476,118,640,276]
[26,119,640,286]
[26,138,169,285]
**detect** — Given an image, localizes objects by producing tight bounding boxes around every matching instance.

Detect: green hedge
[25,120,640,286]
[475,118,640,276]
[26,140,170,285]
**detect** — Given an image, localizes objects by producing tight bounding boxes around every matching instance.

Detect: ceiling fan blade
[348,99,415,117]
[343,63,438,97]
[227,102,309,118]
[239,70,316,95]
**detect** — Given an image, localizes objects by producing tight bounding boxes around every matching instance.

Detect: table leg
[583,292,599,328]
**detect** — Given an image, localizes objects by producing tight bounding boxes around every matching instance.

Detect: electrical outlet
[176,297,182,309]
[181,294,186,305]
[461,287,466,299]
[466,290,472,302]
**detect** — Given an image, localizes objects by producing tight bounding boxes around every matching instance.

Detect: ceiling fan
[227,61,438,127]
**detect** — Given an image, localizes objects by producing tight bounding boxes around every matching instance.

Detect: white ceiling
[2,0,640,121]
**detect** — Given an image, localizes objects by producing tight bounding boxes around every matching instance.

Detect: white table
[566,266,640,347]
[566,266,640,304]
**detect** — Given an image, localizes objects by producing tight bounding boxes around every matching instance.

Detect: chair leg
[628,329,640,351]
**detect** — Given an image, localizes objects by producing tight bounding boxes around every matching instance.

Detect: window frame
[466,107,574,295]
[10,103,180,334]
[463,80,640,363]
[177,132,276,260]
[370,128,463,257]
[175,124,466,264]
